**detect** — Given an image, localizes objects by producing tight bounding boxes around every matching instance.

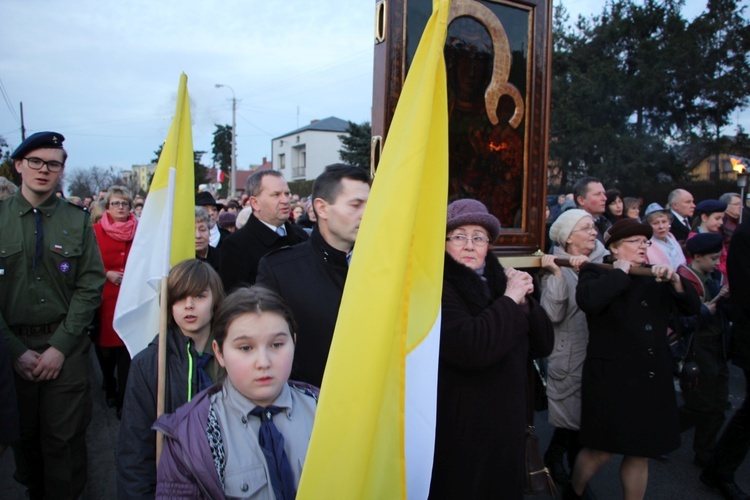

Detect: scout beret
[695,199,727,215]
[195,191,225,209]
[603,218,653,249]
[446,199,501,241]
[685,233,724,256]
[11,131,65,159]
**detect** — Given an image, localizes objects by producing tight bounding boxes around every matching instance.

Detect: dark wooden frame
[371,0,552,256]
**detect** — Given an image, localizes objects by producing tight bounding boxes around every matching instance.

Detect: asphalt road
[0,350,747,499]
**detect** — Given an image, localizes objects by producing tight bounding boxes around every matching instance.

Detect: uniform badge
[54,244,63,251]
[59,260,71,273]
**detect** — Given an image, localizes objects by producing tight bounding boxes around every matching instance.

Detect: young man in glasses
[0,131,105,499]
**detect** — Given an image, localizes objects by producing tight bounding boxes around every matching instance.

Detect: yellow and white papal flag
[297,0,450,498]
[114,73,195,357]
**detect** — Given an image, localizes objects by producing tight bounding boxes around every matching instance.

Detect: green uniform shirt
[0,190,105,360]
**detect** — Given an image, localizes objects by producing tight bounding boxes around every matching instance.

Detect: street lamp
[732,157,747,223]
[215,83,237,198]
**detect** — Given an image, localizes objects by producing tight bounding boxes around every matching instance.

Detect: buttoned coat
[576,264,700,456]
[0,191,105,359]
[429,253,554,499]
[256,226,348,387]
[218,213,308,292]
[540,241,608,430]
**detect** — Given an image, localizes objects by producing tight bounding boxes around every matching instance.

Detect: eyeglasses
[446,234,490,247]
[621,238,652,247]
[24,157,64,173]
[571,224,597,233]
[109,201,130,208]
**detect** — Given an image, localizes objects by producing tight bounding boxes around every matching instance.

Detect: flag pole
[155,167,178,465]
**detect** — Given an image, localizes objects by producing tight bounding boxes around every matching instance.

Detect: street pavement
[0,350,747,499]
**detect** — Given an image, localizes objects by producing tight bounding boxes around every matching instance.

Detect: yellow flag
[297,1,450,498]
[114,73,195,356]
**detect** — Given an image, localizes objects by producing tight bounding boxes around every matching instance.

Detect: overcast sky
[1,0,746,178]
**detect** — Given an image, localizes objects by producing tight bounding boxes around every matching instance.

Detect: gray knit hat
[549,209,593,247]
[446,199,501,241]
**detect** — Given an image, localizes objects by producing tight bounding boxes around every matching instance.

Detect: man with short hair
[219,170,308,291]
[0,132,105,499]
[257,164,370,387]
[668,188,696,243]
[573,176,609,242]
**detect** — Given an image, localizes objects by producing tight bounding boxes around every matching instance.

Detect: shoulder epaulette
[289,380,320,404]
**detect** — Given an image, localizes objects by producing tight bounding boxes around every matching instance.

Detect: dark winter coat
[429,253,554,500]
[728,217,750,369]
[116,327,222,499]
[218,213,308,292]
[256,226,349,387]
[576,264,700,457]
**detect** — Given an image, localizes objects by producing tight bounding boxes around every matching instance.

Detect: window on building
[292,146,306,179]
[279,153,285,170]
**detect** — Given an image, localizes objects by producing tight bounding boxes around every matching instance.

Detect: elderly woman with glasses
[644,203,686,270]
[429,199,553,500]
[92,185,138,417]
[539,210,609,483]
[566,219,700,499]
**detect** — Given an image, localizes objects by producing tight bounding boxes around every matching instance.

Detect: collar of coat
[443,252,508,313]
[311,225,350,267]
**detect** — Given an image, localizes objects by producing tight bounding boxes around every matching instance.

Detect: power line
[0,77,20,123]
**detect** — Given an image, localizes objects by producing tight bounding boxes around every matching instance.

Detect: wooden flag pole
[155,274,169,465]
[155,168,178,466]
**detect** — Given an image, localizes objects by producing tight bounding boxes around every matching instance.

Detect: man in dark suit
[219,170,308,291]
[257,164,370,387]
[667,188,695,243]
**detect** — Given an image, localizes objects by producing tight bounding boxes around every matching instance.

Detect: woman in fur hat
[539,209,609,484]
[428,199,553,499]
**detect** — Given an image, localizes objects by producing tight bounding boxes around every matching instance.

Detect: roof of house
[273,116,349,140]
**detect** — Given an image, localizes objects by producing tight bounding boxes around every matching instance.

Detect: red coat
[93,223,133,347]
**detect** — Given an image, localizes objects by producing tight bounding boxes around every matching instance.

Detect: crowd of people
[0,131,748,500]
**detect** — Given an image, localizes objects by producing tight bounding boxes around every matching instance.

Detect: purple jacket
[153,381,320,499]
[153,384,224,499]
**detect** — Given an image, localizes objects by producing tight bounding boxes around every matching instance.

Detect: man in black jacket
[219,170,308,291]
[257,164,370,387]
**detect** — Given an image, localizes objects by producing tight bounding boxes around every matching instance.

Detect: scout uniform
[0,132,105,499]
[677,233,731,467]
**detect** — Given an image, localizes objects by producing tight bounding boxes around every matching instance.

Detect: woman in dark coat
[429,199,554,499]
[568,219,700,499]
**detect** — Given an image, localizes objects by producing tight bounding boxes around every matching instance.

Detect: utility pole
[215,84,237,198]
[20,102,26,140]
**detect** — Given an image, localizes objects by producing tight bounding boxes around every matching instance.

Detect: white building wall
[272,130,348,181]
